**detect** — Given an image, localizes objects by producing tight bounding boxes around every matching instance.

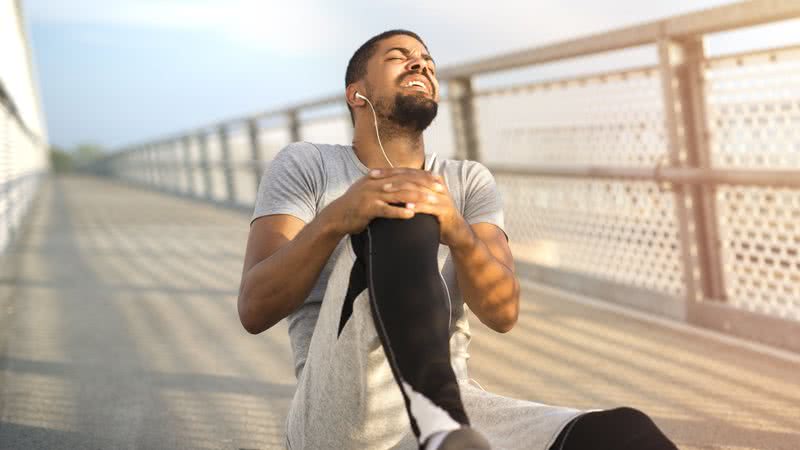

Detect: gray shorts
[284,236,588,450]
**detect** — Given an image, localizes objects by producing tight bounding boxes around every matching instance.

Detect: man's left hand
[368,167,474,250]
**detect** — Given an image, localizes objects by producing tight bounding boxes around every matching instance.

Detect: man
[239,30,678,450]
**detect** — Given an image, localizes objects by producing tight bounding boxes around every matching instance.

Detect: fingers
[370,198,415,219]
[369,168,446,193]
[403,200,442,218]
[380,188,440,206]
[376,177,445,197]
[360,168,448,222]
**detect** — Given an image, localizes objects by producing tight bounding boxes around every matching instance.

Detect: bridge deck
[1,175,798,449]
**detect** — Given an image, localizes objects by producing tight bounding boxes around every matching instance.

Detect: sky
[20,0,799,150]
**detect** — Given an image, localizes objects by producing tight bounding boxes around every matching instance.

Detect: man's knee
[367,211,440,254]
[577,407,677,450]
[605,406,655,428]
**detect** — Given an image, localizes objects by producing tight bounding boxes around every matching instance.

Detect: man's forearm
[240,207,345,334]
[449,222,520,333]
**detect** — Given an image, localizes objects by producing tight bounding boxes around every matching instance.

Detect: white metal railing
[89,0,800,352]
[0,97,49,255]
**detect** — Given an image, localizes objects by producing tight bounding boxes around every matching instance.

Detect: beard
[387,92,438,132]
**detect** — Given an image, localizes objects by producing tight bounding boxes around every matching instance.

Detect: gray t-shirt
[250,141,506,379]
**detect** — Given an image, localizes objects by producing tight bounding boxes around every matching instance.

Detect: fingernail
[383,183,393,191]
[427,194,437,203]
[406,203,415,209]
[434,183,444,192]
[370,169,380,176]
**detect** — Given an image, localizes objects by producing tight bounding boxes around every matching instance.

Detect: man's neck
[352,120,426,170]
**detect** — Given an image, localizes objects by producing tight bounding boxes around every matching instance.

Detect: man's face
[363,34,440,132]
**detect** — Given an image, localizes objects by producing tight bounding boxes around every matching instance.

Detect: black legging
[549,407,678,450]
[341,211,468,445]
[341,211,678,450]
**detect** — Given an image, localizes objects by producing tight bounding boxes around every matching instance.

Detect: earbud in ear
[355,92,366,101]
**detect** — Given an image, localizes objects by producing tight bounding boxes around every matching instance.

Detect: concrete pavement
[1,175,798,449]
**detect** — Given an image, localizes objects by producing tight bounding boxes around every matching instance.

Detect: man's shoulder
[276,141,346,164]
[433,157,490,183]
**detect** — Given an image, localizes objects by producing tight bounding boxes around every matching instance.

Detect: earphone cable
[361,95,394,168]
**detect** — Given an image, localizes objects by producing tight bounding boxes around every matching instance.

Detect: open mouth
[401,79,431,95]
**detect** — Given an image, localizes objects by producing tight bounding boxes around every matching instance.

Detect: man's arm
[238,171,423,334]
[449,222,519,333]
[238,210,343,334]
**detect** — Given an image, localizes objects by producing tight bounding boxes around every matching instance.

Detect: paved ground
[1,174,798,449]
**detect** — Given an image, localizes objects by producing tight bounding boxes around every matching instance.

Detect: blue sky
[22,0,797,150]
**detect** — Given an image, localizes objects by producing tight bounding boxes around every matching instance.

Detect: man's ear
[346,84,363,107]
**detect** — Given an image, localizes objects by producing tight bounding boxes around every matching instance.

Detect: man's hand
[323,166,519,333]
[366,168,473,249]
[323,169,417,236]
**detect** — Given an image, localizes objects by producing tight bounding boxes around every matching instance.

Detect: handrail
[445,0,800,78]
[489,165,800,189]
[114,0,800,149]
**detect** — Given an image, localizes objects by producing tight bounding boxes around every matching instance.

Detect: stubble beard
[388,92,438,132]
[369,83,438,134]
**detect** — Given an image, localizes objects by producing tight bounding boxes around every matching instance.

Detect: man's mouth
[401,77,432,95]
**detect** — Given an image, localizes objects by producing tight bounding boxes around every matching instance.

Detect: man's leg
[342,211,489,449]
[548,407,678,450]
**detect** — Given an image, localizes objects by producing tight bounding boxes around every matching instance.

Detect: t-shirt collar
[345,144,437,174]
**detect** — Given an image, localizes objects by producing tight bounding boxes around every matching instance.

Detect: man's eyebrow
[384,47,435,64]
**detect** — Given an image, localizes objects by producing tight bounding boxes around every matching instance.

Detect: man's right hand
[324,169,445,236]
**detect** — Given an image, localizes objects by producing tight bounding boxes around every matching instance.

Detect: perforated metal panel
[472,69,684,297]
[424,100,456,159]
[499,173,685,297]
[228,128,257,206]
[705,46,800,320]
[706,46,800,169]
[258,126,292,163]
[299,115,351,147]
[474,68,666,168]
[716,186,800,320]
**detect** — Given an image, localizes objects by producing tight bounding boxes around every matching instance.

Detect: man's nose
[407,57,430,74]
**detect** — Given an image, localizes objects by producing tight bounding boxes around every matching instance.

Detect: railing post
[138,146,145,185]
[168,140,178,193]
[197,130,213,201]
[448,77,481,162]
[156,142,165,189]
[681,37,726,303]
[155,142,165,190]
[181,136,195,197]
[658,36,725,317]
[248,118,263,193]
[156,141,167,192]
[146,144,156,187]
[218,124,237,205]
[287,110,301,143]
[137,147,145,184]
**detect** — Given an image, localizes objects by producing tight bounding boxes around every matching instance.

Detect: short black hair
[345,29,428,126]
